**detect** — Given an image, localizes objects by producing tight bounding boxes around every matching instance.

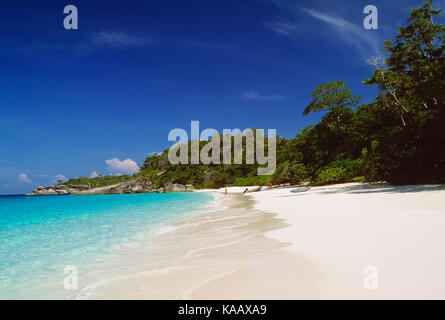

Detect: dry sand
[192,183,445,299]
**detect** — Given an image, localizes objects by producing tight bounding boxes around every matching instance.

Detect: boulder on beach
[164,184,186,193]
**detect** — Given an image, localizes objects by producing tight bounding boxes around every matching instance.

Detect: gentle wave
[0,192,214,299]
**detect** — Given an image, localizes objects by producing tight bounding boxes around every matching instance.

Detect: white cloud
[19,30,153,57]
[264,20,299,36]
[266,4,384,58]
[73,30,153,55]
[90,31,152,50]
[90,171,99,178]
[242,91,286,101]
[54,174,68,182]
[18,173,32,184]
[302,9,381,56]
[105,158,139,175]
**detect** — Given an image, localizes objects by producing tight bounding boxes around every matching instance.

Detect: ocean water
[0,192,214,299]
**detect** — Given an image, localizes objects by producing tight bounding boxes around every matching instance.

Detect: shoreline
[18,182,445,299]
[88,192,287,299]
[191,183,445,299]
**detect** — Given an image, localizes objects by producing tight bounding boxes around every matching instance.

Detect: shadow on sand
[316,183,445,196]
[276,183,445,198]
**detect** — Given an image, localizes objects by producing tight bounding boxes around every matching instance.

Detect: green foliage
[362,0,445,183]
[233,175,272,186]
[303,80,361,116]
[63,175,131,188]
[313,158,360,185]
[313,167,348,185]
[271,161,307,185]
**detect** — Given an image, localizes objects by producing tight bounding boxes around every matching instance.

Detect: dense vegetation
[62,174,131,189]
[61,1,445,189]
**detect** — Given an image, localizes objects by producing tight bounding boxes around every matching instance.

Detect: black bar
[2,300,445,318]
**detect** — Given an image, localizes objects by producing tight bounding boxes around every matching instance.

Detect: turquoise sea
[0,193,214,299]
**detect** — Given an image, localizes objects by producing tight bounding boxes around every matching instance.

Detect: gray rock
[130,185,143,193]
[70,185,90,190]
[164,184,186,193]
[33,178,190,196]
[45,189,57,195]
[31,186,65,195]
[74,183,122,195]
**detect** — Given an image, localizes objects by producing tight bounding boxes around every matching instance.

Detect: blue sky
[0,0,443,194]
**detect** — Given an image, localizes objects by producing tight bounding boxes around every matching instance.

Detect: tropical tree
[363,0,445,183]
[364,0,445,126]
[303,80,361,139]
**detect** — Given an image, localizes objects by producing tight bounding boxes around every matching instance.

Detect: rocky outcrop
[31,186,63,195]
[163,183,196,193]
[72,179,158,195]
[69,185,89,190]
[164,184,186,193]
[29,179,195,196]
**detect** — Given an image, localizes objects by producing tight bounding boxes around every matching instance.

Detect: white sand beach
[192,183,445,299]
[85,183,445,299]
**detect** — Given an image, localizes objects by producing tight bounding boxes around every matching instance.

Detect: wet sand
[89,194,287,299]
